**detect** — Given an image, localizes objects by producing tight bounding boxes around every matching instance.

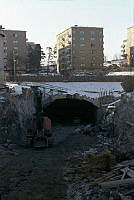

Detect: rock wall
[0,88,36,144]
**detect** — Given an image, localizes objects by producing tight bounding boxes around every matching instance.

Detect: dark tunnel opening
[43,98,98,125]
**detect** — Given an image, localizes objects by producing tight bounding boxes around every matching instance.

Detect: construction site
[0,80,133,200]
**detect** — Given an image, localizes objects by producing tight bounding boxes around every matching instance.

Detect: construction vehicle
[25,116,54,148]
[25,86,54,148]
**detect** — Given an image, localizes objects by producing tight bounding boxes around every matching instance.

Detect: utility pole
[13,50,16,82]
[13,58,16,82]
[46,47,52,73]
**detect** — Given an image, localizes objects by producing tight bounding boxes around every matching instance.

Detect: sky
[0,0,133,60]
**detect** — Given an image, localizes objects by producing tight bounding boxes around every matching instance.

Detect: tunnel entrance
[44,98,98,125]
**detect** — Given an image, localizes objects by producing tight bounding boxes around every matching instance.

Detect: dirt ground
[0,124,98,200]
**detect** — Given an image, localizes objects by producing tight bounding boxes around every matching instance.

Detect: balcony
[121,54,127,58]
[67,41,71,45]
[68,34,71,38]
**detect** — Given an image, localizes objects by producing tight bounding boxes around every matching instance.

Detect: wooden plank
[119,159,134,167]
[88,172,116,185]
[123,188,134,196]
[99,178,134,189]
[125,121,134,127]
[128,107,134,113]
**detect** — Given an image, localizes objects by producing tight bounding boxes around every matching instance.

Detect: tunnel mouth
[43,98,98,125]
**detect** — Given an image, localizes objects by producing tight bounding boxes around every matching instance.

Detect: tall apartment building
[0,27,5,86]
[126,26,134,65]
[26,42,41,73]
[122,26,134,66]
[3,29,27,79]
[56,26,104,73]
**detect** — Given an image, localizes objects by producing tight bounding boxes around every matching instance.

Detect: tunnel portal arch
[43,98,98,124]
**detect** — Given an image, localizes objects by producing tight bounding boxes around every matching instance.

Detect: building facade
[56,26,104,74]
[26,42,41,73]
[130,46,134,66]
[126,26,134,65]
[122,26,134,66]
[0,27,5,86]
[3,29,27,80]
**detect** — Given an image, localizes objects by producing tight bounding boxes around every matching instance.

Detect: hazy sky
[0,0,133,59]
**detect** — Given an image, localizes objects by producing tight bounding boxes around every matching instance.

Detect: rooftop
[57,26,103,36]
[4,29,26,32]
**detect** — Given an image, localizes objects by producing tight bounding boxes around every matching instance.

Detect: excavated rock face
[0,89,36,144]
[105,93,134,159]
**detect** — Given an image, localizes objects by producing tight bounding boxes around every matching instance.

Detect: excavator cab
[25,116,53,148]
[33,116,53,148]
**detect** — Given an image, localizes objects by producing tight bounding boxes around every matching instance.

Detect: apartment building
[122,26,134,66]
[0,27,5,86]
[3,29,27,79]
[56,26,104,74]
[126,26,134,65]
[26,42,41,73]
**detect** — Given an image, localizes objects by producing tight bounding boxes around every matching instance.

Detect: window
[13,33,18,38]
[4,52,7,56]
[80,44,86,47]
[80,57,85,61]
[13,47,18,56]
[13,49,18,56]
[91,43,95,47]
[13,40,18,43]
[73,31,76,34]
[80,31,84,34]
[80,63,85,67]
[73,44,76,47]
[80,50,84,54]
[73,37,76,40]
[91,31,95,34]
[13,47,18,50]
[80,37,84,40]
[13,41,18,45]
[67,41,71,44]
[92,57,95,60]
[91,38,95,41]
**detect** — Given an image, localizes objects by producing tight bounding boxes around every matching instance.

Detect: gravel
[0,124,98,200]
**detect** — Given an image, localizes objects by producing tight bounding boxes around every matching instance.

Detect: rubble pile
[66,150,134,200]
[66,93,134,200]
[109,93,134,159]
[83,151,116,177]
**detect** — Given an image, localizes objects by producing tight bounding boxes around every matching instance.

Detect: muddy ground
[0,124,98,200]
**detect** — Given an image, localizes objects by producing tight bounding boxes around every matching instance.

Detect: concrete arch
[43,93,100,108]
